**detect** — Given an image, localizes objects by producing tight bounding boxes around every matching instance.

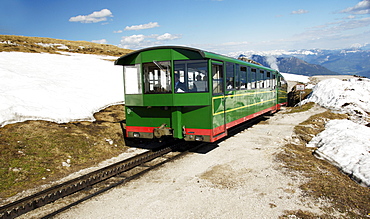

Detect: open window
[124,64,142,94]
[212,63,224,95]
[143,61,171,94]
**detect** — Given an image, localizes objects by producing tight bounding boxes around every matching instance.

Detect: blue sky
[1,0,369,53]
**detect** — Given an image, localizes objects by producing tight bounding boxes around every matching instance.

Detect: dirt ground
[54,105,337,219]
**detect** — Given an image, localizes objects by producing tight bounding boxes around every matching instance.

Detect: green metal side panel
[143,94,173,106]
[172,106,212,139]
[212,96,225,129]
[125,106,171,128]
[181,106,212,129]
[213,89,277,127]
[173,93,210,106]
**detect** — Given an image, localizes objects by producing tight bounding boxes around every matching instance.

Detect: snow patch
[281,72,310,83]
[307,120,370,187]
[35,42,69,50]
[301,78,370,124]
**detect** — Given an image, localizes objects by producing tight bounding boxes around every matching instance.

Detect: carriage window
[124,64,142,94]
[240,66,247,90]
[250,68,257,89]
[259,70,265,89]
[226,62,235,90]
[266,72,271,88]
[212,63,223,94]
[143,61,171,94]
[174,60,208,93]
[235,64,240,90]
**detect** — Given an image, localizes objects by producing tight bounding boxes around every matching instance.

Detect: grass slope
[0,105,128,198]
[0,35,133,56]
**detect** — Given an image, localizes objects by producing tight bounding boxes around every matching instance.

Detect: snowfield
[0,51,369,187]
[0,52,124,127]
[302,77,370,187]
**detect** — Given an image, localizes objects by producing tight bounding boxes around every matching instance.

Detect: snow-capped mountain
[250,55,338,76]
[230,48,370,78]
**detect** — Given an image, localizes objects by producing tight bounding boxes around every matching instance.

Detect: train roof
[115,46,278,72]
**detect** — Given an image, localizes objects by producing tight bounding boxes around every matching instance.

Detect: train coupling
[153,124,173,138]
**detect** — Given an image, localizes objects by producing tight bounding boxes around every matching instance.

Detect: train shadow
[188,143,219,154]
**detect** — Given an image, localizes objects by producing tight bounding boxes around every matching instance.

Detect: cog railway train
[115,46,287,142]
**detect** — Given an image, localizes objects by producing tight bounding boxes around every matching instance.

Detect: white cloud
[113,30,123,33]
[69,9,113,23]
[344,15,356,19]
[124,22,160,31]
[339,17,370,30]
[119,33,182,49]
[92,39,108,44]
[340,0,370,15]
[296,17,370,39]
[221,41,249,46]
[120,35,146,45]
[212,15,370,52]
[156,33,180,40]
[291,9,309,15]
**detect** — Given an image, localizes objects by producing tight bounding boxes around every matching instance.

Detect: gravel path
[56,106,327,219]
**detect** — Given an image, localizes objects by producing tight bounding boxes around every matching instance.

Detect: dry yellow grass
[278,110,370,218]
[0,105,129,199]
[0,35,133,56]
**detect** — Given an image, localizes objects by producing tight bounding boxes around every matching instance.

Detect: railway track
[0,114,268,219]
[0,141,191,219]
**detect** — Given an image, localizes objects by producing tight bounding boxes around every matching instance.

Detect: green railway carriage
[115,46,287,142]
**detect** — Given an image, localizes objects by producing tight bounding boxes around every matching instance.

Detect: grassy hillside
[0,35,133,56]
[0,105,129,198]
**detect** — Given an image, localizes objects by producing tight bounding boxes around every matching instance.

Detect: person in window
[227,78,234,90]
[174,74,186,93]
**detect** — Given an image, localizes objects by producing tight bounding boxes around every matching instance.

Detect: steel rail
[0,146,172,219]
[0,114,268,219]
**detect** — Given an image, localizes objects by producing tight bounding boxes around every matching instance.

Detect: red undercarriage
[126,103,287,142]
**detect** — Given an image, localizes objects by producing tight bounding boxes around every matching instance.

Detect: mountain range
[1,35,369,78]
[232,47,370,78]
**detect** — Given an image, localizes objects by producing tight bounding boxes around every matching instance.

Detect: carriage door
[211,61,227,138]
